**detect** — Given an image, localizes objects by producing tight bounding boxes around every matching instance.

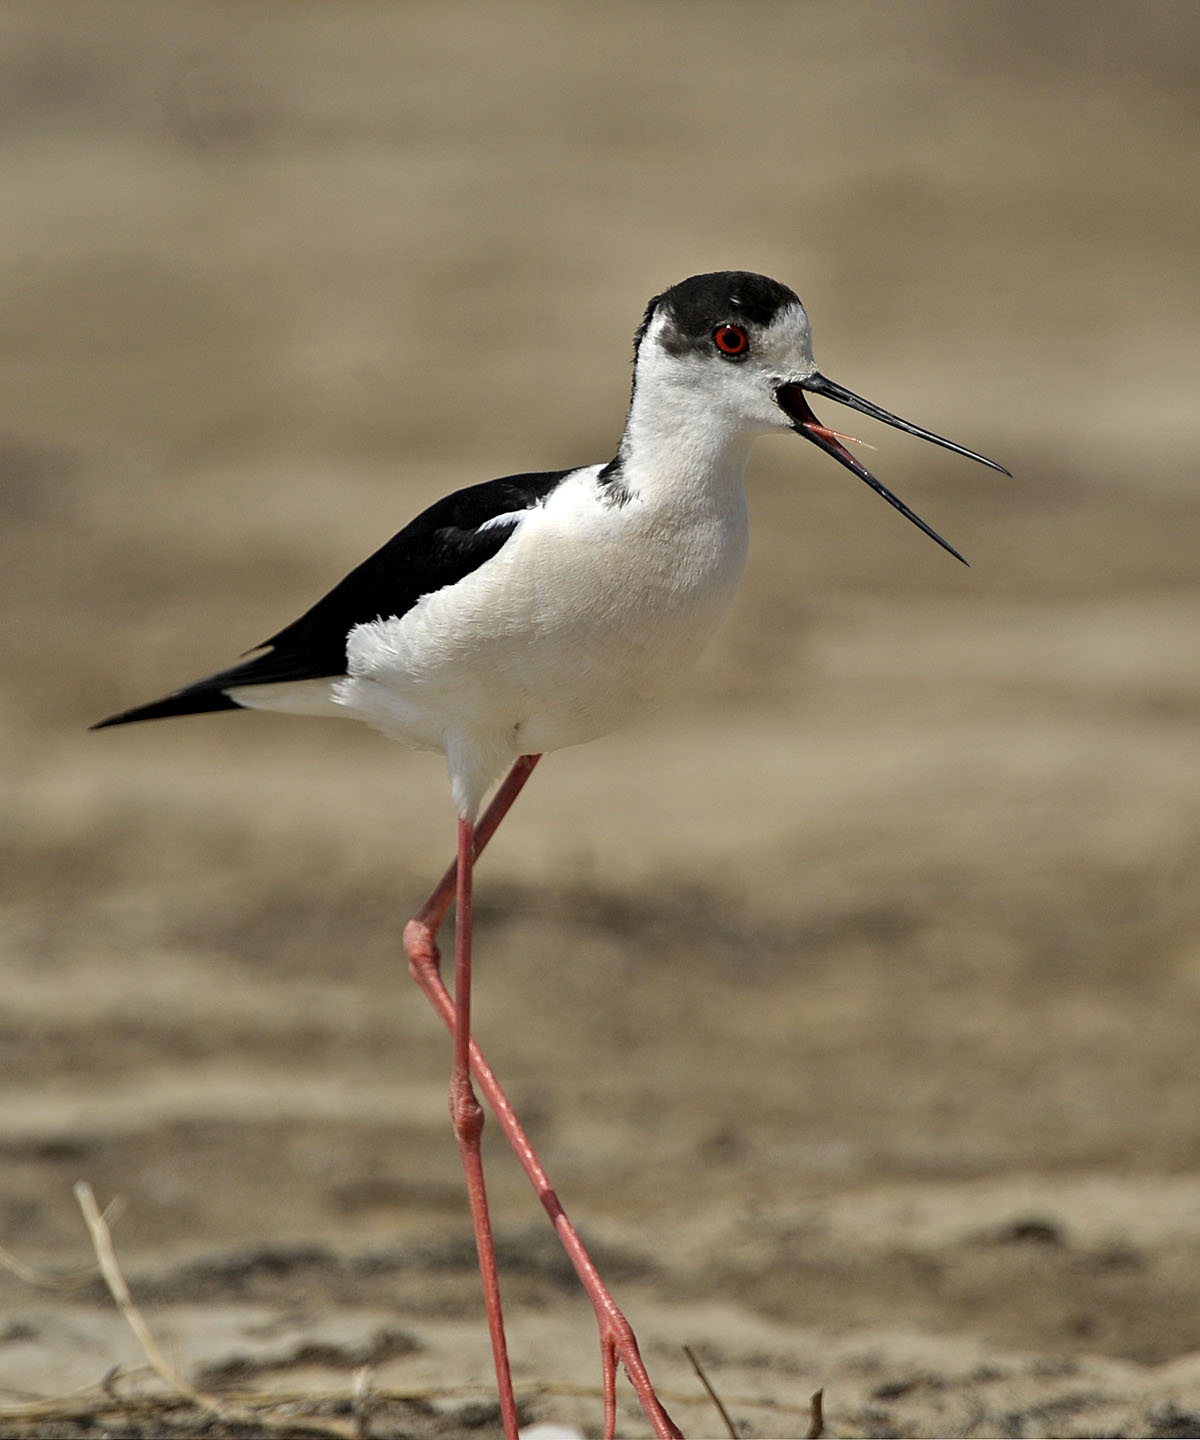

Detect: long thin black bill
[802,372,1011,477]
[775,380,974,566]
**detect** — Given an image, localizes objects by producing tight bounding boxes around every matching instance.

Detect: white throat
[615,359,761,510]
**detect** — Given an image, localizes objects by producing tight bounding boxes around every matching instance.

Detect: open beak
[775,373,1010,566]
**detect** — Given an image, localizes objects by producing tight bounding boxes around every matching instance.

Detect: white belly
[334,476,750,809]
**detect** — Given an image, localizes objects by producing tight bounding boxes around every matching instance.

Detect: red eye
[714,323,749,357]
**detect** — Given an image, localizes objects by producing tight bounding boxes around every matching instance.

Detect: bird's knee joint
[404,918,440,981]
[449,1075,484,1143]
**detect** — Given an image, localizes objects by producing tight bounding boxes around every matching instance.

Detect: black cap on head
[636,271,799,355]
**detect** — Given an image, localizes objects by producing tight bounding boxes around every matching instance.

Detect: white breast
[334,465,750,810]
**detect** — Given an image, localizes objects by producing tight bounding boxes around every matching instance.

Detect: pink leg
[448,812,520,1440]
[404,755,682,1440]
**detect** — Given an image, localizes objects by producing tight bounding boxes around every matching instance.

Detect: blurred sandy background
[2,3,1199,1436]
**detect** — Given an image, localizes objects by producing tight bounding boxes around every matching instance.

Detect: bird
[94,271,1008,1440]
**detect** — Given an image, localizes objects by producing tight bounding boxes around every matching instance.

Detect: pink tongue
[806,422,868,448]
[777,382,866,448]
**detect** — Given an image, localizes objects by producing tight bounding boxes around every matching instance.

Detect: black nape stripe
[596,453,631,505]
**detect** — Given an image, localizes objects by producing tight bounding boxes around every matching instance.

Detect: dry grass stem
[682,1344,738,1438]
[73,1181,212,1410]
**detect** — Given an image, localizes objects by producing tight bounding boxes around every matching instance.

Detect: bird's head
[633,271,1009,563]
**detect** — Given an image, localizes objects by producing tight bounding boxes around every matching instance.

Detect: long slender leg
[449,813,519,1440]
[404,756,682,1440]
[416,754,543,936]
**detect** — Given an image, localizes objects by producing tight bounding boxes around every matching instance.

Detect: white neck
[614,362,761,511]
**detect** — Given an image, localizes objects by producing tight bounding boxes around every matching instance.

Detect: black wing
[92,468,574,729]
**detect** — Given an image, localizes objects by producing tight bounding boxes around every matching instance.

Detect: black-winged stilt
[94,271,1007,1439]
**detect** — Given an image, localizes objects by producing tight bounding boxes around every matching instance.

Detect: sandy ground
[2,3,1199,1436]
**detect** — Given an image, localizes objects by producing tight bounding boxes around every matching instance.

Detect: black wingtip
[90,690,243,730]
